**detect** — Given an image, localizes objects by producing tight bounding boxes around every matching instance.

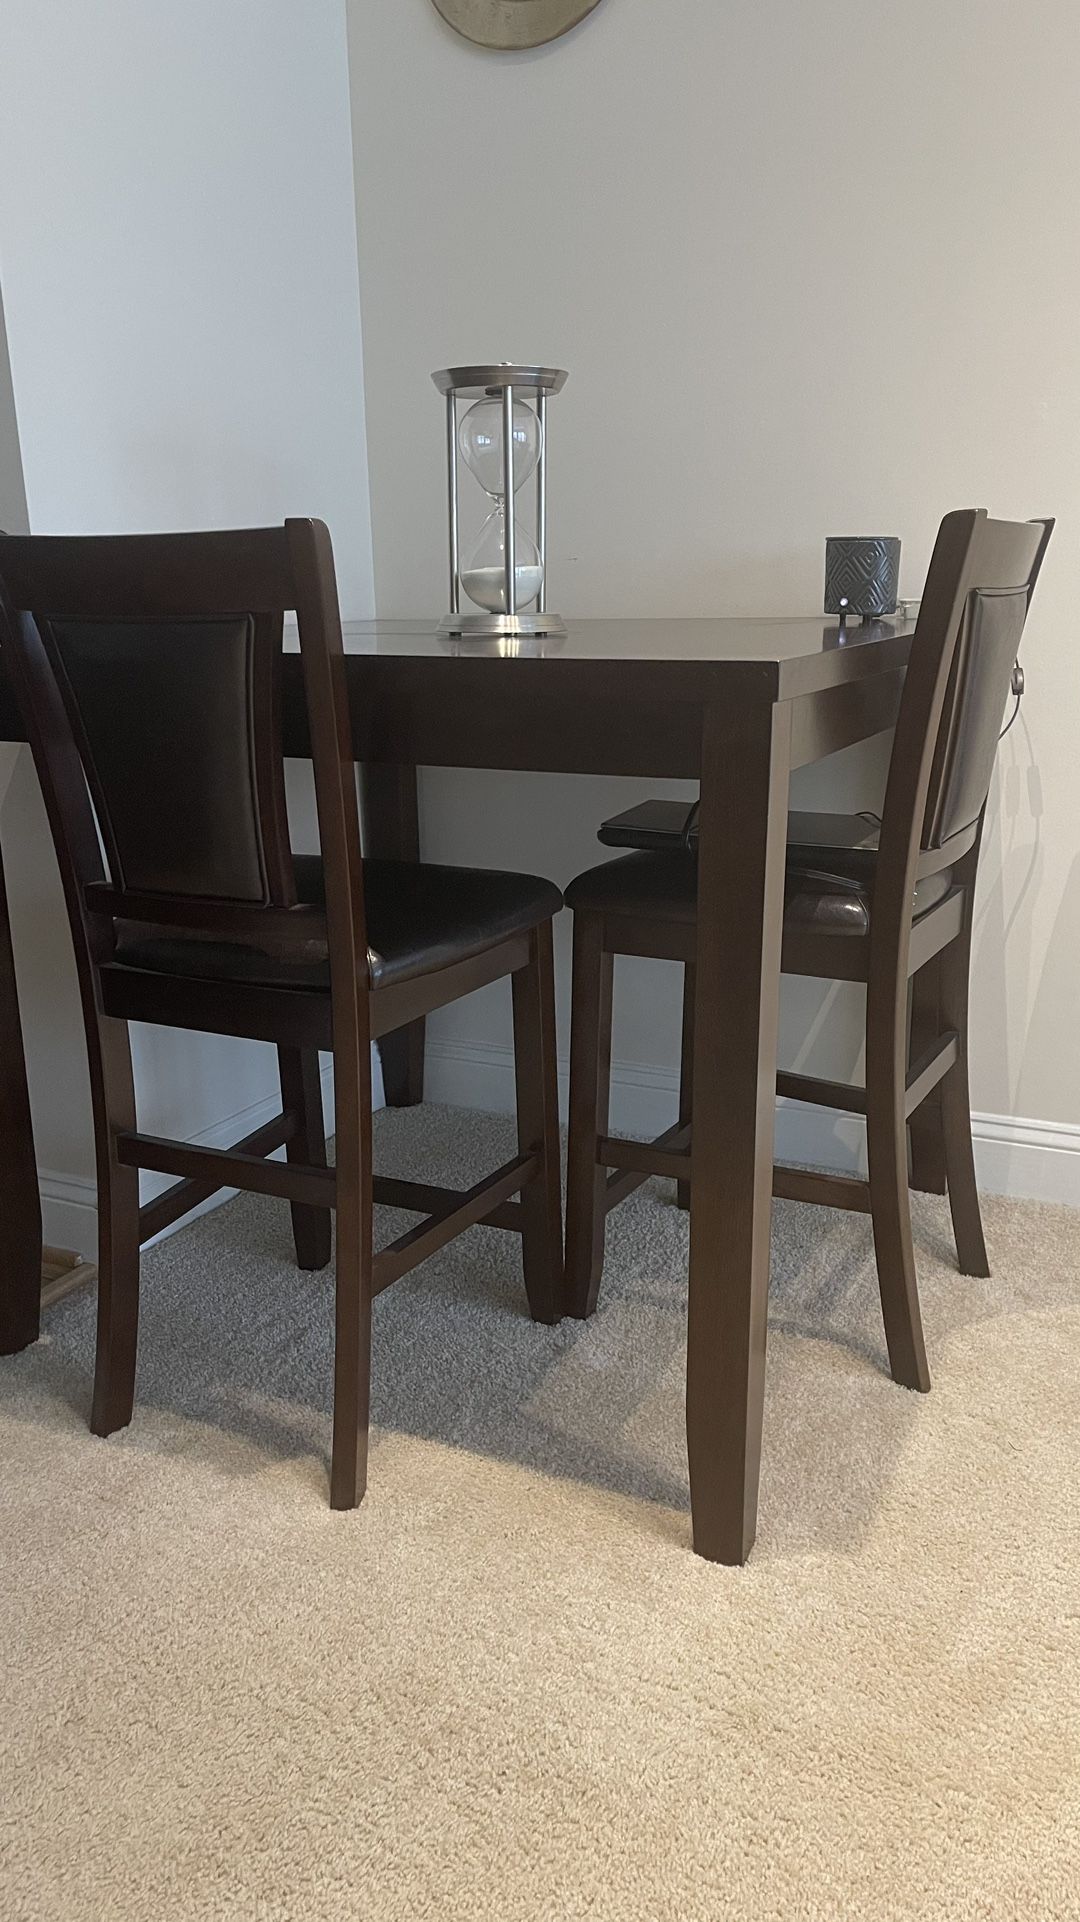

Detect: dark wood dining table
[0,612,914,1562]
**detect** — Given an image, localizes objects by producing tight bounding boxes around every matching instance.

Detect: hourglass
[432,364,568,638]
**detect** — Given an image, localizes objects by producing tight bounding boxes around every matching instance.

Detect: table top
[330,615,914,698]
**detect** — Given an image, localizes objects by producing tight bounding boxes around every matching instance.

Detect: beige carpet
[2,1104,1079,1922]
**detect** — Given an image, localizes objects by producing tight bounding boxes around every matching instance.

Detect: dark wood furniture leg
[277,1045,332,1269]
[865,959,932,1394]
[937,842,989,1276]
[360,763,425,1107]
[564,912,614,1318]
[511,921,564,1326]
[89,1013,141,1435]
[328,993,373,1512]
[686,702,791,1565]
[0,835,41,1354]
[676,961,695,1211]
[907,952,948,1194]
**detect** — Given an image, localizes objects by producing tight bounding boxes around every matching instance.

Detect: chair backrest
[875,509,1052,936]
[920,514,1052,852]
[0,521,367,985]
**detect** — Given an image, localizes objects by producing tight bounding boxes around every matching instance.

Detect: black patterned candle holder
[824,536,901,621]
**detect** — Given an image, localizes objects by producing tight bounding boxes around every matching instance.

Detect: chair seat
[114,857,562,990]
[784,813,953,933]
[565,838,952,938]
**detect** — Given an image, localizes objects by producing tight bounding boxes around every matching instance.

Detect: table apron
[284,672,904,780]
[786,668,905,771]
[4,656,905,779]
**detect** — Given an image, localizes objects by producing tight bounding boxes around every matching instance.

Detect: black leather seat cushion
[114,856,562,991]
[564,841,952,939]
[565,851,699,923]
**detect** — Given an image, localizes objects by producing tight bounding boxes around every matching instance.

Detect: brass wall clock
[431,0,604,50]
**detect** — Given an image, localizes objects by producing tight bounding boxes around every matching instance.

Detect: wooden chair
[0,521,564,1504]
[563,510,1052,1391]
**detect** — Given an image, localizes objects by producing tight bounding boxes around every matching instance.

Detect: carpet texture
[2,1103,1079,1922]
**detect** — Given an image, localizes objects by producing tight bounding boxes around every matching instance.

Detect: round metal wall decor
[431,0,604,51]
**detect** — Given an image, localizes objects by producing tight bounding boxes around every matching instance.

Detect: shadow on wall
[971,717,1044,1118]
[1012,848,1080,1122]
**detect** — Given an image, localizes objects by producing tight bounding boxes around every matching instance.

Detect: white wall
[0,281,29,923]
[0,0,374,1245]
[0,286,27,536]
[347,0,1080,1199]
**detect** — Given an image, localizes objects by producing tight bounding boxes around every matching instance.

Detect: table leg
[687,701,791,1563]
[360,763,425,1106]
[0,833,42,1353]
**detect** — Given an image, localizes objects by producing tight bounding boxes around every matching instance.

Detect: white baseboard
[958,1112,1080,1206]
[424,1037,1080,1208]
[38,1168,100,1256]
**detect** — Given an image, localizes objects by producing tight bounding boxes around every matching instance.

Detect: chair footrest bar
[373,1152,538,1293]
[773,1164,871,1213]
[372,1174,523,1233]
[776,1070,868,1116]
[603,1122,691,1211]
[138,1111,298,1242]
[119,1129,334,1211]
[598,1126,691,1183]
[907,887,964,974]
[905,1031,959,1117]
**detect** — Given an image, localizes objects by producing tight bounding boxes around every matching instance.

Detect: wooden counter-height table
[0,613,914,1563]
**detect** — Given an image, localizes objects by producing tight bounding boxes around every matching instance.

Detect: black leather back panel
[49,616,269,900]
[924,589,1028,849]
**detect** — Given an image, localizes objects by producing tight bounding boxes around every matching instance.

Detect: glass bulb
[458,397,541,499]
[460,507,543,613]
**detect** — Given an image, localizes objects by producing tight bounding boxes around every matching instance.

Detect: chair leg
[511,921,563,1325]
[0,840,42,1355]
[937,929,989,1278]
[565,911,614,1319]
[90,1143,142,1435]
[865,987,931,1394]
[328,1043,373,1512]
[89,1014,142,1436]
[907,954,947,1194]
[676,961,695,1210]
[277,1046,332,1270]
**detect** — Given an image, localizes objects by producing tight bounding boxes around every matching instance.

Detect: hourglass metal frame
[432,363,568,640]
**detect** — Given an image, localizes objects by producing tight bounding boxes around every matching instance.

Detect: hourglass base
[439,610,567,640]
